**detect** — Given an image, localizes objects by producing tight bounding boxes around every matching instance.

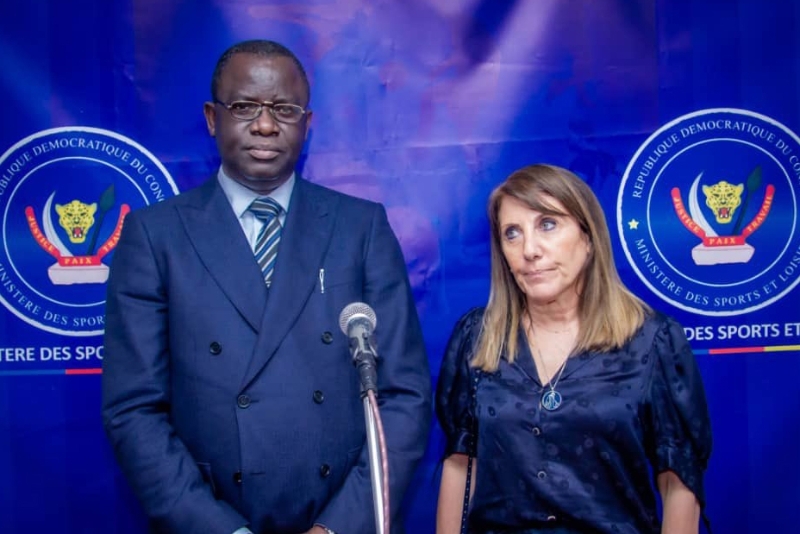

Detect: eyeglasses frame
[213,99,309,124]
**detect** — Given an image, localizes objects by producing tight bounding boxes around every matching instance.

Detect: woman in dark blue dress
[435,164,711,534]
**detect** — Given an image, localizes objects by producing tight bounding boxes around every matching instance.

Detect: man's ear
[203,102,217,137]
[303,110,313,141]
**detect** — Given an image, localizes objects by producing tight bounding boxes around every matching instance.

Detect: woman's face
[497,194,591,309]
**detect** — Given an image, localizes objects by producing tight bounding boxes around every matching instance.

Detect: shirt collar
[217,168,295,218]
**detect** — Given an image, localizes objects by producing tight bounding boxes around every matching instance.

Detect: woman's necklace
[530,330,567,410]
[527,312,572,411]
[528,321,573,335]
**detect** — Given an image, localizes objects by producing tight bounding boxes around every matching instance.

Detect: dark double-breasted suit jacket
[102,176,431,534]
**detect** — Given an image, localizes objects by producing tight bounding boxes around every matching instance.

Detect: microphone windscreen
[339,302,377,334]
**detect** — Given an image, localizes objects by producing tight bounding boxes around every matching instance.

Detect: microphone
[339,302,379,394]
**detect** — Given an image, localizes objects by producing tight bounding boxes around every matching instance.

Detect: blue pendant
[541,389,563,411]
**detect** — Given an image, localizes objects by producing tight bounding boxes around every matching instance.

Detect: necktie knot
[249,197,282,222]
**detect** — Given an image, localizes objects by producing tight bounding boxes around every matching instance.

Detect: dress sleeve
[645,314,713,506]
[435,307,483,458]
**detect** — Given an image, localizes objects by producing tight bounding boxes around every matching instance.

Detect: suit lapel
[242,178,335,388]
[178,179,267,332]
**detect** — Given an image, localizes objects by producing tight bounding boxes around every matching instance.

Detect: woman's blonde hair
[472,164,651,371]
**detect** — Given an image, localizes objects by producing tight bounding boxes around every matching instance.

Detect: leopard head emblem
[702,181,744,224]
[55,200,97,244]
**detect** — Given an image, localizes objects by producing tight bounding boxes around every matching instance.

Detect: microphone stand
[363,391,387,534]
[354,347,389,534]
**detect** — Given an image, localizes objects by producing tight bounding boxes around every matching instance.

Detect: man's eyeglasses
[214,100,309,124]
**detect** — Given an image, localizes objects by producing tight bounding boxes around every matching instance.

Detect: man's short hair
[211,40,310,104]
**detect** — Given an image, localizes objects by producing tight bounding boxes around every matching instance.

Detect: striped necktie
[248,197,283,286]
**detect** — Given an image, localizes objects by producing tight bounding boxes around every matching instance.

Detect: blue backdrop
[1,1,799,533]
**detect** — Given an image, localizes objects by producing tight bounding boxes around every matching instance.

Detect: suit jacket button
[209,342,222,355]
[237,395,251,408]
[319,464,331,478]
[233,471,243,485]
[313,390,325,404]
[321,331,334,344]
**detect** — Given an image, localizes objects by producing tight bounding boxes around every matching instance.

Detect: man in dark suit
[101,39,431,534]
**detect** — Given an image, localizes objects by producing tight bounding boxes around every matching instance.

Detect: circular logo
[0,127,178,336]
[618,108,800,316]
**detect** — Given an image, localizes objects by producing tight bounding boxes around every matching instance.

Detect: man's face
[203,53,312,193]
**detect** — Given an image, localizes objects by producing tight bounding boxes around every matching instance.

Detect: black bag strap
[458,310,483,534]
[460,451,473,534]
[460,368,480,534]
